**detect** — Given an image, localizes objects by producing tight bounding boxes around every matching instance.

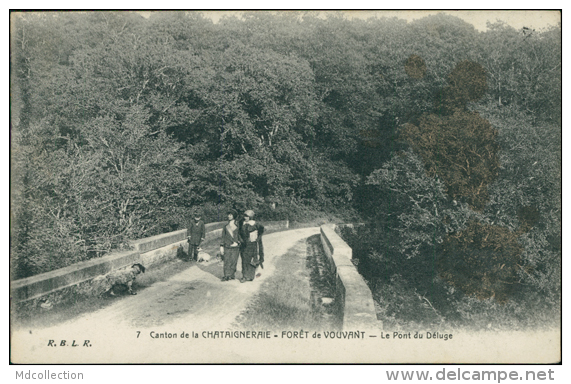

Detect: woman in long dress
[220,210,241,281]
[239,210,264,283]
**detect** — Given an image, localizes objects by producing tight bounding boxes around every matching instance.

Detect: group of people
[187,209,265,283]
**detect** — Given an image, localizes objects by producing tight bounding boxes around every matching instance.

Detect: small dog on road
[197,248,212,263]
[104,263,146,296]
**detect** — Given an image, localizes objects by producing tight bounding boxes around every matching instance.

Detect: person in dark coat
[239,209,264,283]
[220,210,242,281]
[234,204,247,231]
[187,211,206,262]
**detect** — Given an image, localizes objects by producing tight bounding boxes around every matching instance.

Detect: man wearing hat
[239,209,264,283]
[187,210,206,262]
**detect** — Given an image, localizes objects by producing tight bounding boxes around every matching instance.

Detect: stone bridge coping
[129,229,188,253]
[10,249,141,303]
[320,224,380,331]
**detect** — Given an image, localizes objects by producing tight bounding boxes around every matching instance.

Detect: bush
[400,110,500,211]
[437,220,525,303]
[372,274,447,331]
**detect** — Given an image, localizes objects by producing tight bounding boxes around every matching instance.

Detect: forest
[10,11,560,328]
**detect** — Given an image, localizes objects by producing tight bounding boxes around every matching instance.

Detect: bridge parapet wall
[11,220,289,307]
[129,229,188,253]
[320,224,380,331]
[11,223,224,305]
[10,250,141,304]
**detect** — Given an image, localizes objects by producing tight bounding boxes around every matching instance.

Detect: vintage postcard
[9,10,561,365]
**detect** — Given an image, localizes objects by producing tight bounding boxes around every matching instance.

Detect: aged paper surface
[9,9,561,366]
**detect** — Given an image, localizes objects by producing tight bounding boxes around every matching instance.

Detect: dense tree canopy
[10,9,560,325]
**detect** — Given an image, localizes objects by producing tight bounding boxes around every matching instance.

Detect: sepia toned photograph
[9,9,561,364]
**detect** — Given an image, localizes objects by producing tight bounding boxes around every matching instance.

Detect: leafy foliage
[10,8,560,330]
[366,149,480,260]
[404,54,427,79]
[437,220,525,303]
[434,61,487,114]
[354,22,559,328]
[401,110,500,211]
[476,21,561,123]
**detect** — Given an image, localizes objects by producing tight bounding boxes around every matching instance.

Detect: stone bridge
[11,221,380,363]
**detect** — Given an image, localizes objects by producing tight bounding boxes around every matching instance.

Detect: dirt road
[11,227,321,363]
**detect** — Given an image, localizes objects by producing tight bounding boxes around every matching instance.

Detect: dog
[105,263,146,296]
[197,249,212,263]
[39,298,53,310]
[176,245,189,261]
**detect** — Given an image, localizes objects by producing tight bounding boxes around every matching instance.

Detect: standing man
[187,210,205,262]
[239,210,264,283]
[220,210,241,281]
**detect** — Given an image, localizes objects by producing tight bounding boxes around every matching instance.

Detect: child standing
[187,210,205,262]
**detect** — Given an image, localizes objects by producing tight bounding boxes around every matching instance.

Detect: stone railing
[10,249,142,304]
[11,220,289,307]
[320,224,380,331]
